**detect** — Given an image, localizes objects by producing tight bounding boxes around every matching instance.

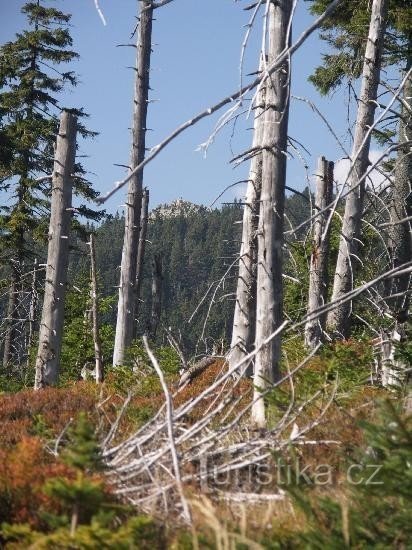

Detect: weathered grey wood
[327,0,388,337]
[305,157,334,349]
[252,0,292,428]
[379,329,405,388]
[149,254,162,339]
[113,0,153,366]
[89,233,103,383]
[135,187,149,326]
[228,60,266,377]
[34,111,77,389]
[387,57,412,321]
[26,258,38,368]
[2,265,18,369]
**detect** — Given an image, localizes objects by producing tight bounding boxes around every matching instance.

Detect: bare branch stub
[96,0,344,204]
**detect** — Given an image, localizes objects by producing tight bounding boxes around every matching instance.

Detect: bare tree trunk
[34,111,77,389]
[252,1,292,428]
[305,157,334,349]
[89,233,103,383]
[113,1,153,366]
[26,258,38,368]
[149,254,162,340]
[2,264,18,369]
[135,187,149,329]
[228,61,266,376]
[387,55,412,322]
[327,0,388,337]
[382,54,412,394]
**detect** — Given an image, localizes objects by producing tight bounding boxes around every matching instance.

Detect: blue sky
[0,0,360,214]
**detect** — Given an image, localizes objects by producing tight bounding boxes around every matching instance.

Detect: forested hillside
[0,0,411,547]
[69,193,311,361]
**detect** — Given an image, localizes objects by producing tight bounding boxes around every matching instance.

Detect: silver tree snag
[305,157,334,349]
[113,0,153,366]
[34,110,77,389]
[228,62,266,376]
[135,187,149,326]
[387,61,412,321]
[149,254,163,340]
[2,264,18,369]
[89,233,103,383]
[327,0,388,337]
[26,258,38,368]
[252,0,292,428]
[381,61,411,392]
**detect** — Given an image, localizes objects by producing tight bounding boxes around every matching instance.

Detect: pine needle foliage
[0,0,102,260]
[306,0,412,95]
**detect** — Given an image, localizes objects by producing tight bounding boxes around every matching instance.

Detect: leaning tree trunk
[149,254,163,340]
[34,111,77,389]
[113,1,153,366]
[135,187,149,330]
[251,0,292,428]
[228,60,266,376]
[304,157,334,349]
[327,0,388,337]
[89,233,103,383]
[387,54,412,321]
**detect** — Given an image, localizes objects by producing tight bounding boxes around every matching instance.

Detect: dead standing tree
[387,59,412,322]
[304,157,334,349]
[26,258,38,368]
[135,187,149,331]
[228,61,266,377]
[379,60,412,390]
[113,0,153,366]
[327,0,388,337]
[252,0,292,428]
[34,111,77,389]
[2,262,19,369]
[89,233,103,383]
[1,260,41,372]
[149,253,163,340]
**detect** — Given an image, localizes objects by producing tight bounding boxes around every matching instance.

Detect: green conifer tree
[44,412,104,535]
[307,0,411,95]
[0,1,102,369]
[1,413,162,547]
[307,0,411,336]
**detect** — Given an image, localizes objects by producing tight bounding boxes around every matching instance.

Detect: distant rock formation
[150,198,206,220]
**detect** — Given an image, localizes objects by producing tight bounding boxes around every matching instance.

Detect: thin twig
[143,336,191,523]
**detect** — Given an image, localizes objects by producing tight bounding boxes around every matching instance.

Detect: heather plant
[0,413,163,548]
[287,400,412,549]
